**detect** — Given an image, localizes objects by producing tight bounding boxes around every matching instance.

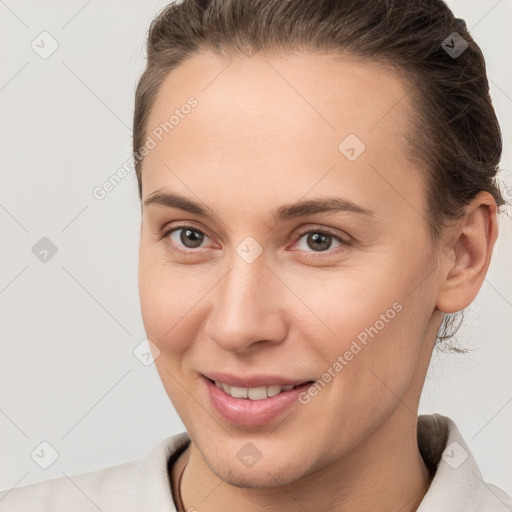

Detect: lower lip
[202,375,313,427]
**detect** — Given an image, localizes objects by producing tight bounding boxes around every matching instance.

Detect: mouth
[201,375,316,427]
[204,376,315,401]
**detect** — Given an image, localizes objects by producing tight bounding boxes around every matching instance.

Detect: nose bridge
[205,246,286,352]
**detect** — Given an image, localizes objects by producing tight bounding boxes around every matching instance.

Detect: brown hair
[133,0,506,345]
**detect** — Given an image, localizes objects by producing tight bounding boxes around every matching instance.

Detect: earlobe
[436,192,499,314]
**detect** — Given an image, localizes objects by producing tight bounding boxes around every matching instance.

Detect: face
[138,51,443,487]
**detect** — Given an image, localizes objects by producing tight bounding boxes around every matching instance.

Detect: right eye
[160,224,214,252]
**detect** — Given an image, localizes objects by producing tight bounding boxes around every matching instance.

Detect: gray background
[1,0,511,496]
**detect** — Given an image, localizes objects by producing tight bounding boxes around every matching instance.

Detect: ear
[436,191,499,314]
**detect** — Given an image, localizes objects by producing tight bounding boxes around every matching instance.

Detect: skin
[137,51,498,511]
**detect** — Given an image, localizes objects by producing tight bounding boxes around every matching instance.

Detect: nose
[204,252,288,354]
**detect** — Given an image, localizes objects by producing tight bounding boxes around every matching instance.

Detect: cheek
[138,246,215,353]
[303,261,433,429]
[292,251,427,368]
[288,266,404,355]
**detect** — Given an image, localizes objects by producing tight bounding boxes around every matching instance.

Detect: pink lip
[203,371,311,388]
[202,375,313,427]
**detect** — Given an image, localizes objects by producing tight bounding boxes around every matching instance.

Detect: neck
[176,408,433,512]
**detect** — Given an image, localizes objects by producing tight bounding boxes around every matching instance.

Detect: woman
[1,0,510,510]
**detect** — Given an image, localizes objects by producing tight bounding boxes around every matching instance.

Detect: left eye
[294,230,344,253]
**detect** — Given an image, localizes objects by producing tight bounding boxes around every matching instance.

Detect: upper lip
[203,371,313,388]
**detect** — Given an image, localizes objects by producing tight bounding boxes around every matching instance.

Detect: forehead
[141,51,425,222]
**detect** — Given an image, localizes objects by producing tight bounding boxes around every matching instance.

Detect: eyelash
[157,222,351,258]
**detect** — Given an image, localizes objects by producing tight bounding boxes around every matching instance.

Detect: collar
[132,414,511,511]
[415,413,511,511]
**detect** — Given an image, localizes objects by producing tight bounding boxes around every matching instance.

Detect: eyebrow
[143,189,376,223]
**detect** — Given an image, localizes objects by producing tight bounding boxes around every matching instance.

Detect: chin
[199,445,313,489]
[211,465,304,490]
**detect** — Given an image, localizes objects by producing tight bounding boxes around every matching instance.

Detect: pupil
[181,228,204,248]
[309,233,331,251]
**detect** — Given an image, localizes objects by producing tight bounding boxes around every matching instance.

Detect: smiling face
[138,51,445,487]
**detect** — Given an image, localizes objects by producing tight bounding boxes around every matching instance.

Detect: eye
[158,223,350,256]
[160,224,212,251]
[293,227,347,255]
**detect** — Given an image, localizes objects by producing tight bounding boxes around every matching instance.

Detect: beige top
[1,414,510,511]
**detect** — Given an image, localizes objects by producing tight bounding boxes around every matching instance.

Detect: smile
[211,379,309,400]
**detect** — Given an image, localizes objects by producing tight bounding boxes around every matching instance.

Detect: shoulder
[0,460,138,512]
[417,414,512,511]
[0,432,191,512]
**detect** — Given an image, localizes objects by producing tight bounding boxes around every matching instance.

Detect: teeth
[267,384,283,397]
[248,386,267,400]
[230,386,248,398]
[214,380,300,400]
